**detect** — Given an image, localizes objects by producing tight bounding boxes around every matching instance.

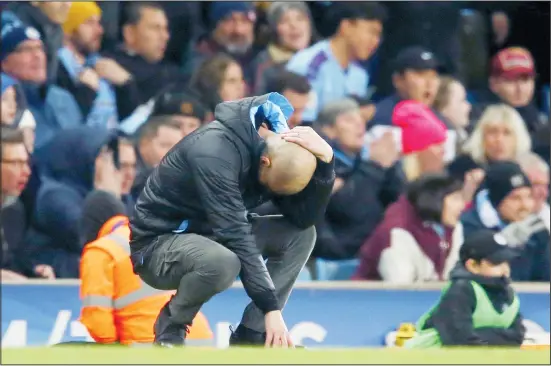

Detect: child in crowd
[406,229,525,348]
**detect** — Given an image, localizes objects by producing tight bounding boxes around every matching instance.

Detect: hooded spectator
[286,2,387,123]
[130,116,183,201]
[517,152,550,231]
[252,2,313,94]
[471,47,548,133]
[25,126,121,278]
[5,2,71,82]
[57,2,118,129]
[1,127,54,280]
[369,46,442,127]
[265,70,311,129]
[151,88,208,136]
[353,173,465,283]
[392,100,448,181]
[433,76,472,149]
[1,22,84,149]
[455,104,533,180]
[310,98,403,260]
[100,2,187,120]
[190,54,247,111]
[184,2,258,88]
[460,161,550,282]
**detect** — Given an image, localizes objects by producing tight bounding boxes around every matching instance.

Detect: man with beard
[57,2,118,129]
[184,2,258,90]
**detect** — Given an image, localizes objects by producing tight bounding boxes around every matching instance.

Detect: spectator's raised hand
[462,168,485,203]
[94,58,131,86]
[94,149,122,198]
[34,264,55,279]
[79,68,100,91]
[369,131,400,168]
[281,126,333,163]
[499,214,548,248]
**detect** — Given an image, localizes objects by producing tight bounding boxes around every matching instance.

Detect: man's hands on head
[264,310,294,348]
[281,127,333,163]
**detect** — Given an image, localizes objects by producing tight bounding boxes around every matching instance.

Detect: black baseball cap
[393,46,440,74]
[152,90,207,121]
[460,230,520,265]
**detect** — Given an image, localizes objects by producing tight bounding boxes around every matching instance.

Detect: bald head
[259,134,317,195]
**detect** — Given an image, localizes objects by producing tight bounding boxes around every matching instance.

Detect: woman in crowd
[353,173,466,283]
[458,104,532,171]
[433,76,472,150]
[252,2,313,94]
[392,100,448,182]
[190,54,247,112]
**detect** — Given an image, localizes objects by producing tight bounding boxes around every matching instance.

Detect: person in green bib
[406,229,526,348]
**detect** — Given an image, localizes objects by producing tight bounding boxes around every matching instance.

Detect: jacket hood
[213,92,293,151]
[35,126,112,194]
[450,262,511,288]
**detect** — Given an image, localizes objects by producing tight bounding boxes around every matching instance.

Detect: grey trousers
[137,218,316,333]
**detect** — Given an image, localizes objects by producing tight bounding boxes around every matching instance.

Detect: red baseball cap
[491,47,535,79]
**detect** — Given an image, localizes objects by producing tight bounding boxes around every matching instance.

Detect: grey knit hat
[266,2,311,32]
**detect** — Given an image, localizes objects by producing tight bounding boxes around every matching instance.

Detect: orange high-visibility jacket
[79,216,213,345]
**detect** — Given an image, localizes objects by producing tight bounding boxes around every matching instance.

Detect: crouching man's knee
[294,225,316,255]
[198,248,241,293]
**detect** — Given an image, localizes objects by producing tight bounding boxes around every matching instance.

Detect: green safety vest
[405,281,520,348]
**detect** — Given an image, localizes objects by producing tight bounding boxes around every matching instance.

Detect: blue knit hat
[1,73,17,95]
[209,1,256,28]
[0,22,41,61]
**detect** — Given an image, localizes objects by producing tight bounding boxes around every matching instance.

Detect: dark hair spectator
[190,54,246,110]
[354,172,465,283]
[152,88,208,136]
[266,70,311,128]
[286,2,386,123]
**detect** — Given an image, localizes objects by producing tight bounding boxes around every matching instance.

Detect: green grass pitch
[2,346,550,364]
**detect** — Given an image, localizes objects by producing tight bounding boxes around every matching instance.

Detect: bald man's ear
[260,155,271,168]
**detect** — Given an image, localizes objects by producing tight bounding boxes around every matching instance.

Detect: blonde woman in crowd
[462,104,531,165]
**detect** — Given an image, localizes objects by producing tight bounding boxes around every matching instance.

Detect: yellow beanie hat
[62,2,102,35]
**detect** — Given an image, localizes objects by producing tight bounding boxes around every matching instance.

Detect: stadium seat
[315,259,360,281]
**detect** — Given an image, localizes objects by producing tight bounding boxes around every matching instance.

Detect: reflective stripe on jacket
[80,217,213,345]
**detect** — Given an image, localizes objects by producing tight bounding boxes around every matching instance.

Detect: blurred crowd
[1,1,549,283]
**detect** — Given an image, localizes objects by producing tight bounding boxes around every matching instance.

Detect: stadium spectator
[517,152,550,230]
[265,70,311,129]
[1,22,84,149]
[119,137,137,212]
[392,100,448,182]
[286,2,386,123]
[460,162,550,282]
[190,54,247,111]
[433,76,472,150]
[455,104,532,180]
[311,99,402,260]
[151,88,208,136]
[353,173,465,283]
[184,2,257,87]
[369,46,441,127]
[58,2,118,129]
[1,127,55,280]
[100,2,186,121]
[1,73,18,125]
[471,47,548,133]
[25,127,120,278]
[252,2,312,95]
[130,116,183,201]
[5,2,71,82]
